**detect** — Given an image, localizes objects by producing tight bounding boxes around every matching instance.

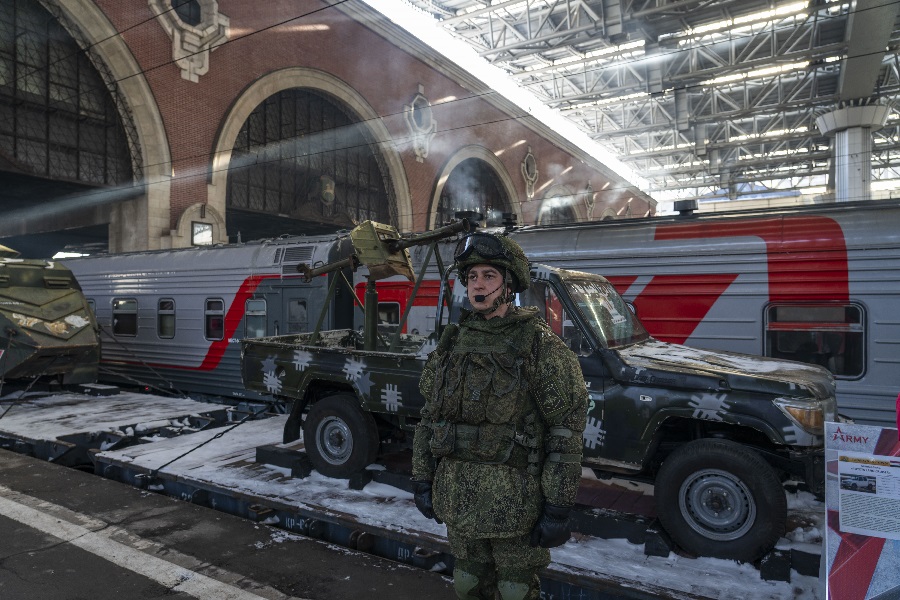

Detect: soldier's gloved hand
[412,480,443,524]
[529,503,572,548]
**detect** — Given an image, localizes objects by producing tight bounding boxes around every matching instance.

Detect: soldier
[412,232,589,600]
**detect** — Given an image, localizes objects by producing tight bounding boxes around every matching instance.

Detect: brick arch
[53,0,172,251]
[209,68,412,232]
[538,184,581,224]
[428,145,520,229]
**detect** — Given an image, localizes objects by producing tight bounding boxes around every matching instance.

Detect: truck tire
[303,394,380,479]
[654,439,786,562]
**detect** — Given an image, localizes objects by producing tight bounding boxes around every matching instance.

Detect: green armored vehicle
[0,244,99,385]
[241,222,835,562]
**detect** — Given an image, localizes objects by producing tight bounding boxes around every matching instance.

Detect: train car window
[287,299,307,333]
[765,303,864,378]
[158,298,175,339]
[112,298,137,336]
[245,299,266,338]
[378,302,400,325]
[376,302,401,334]
[205,298,225,340]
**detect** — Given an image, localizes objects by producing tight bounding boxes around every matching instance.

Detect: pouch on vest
[459,422,517,463]
[429,421,455,457]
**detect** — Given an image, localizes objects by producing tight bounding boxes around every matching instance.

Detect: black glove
[412,480,443,524]
[529,503,572,548]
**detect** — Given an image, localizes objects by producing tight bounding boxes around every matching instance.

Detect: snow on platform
[0,391,228,441]
[0,392,823,599]
[94,413,823,600]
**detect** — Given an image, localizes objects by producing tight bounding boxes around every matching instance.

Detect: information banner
[825,421,900,600]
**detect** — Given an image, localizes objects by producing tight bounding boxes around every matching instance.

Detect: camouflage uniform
[412,246,588,600]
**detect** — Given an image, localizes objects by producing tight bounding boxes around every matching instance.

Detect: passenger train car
[509,199,900,427]
[65,199,899,425]
[62,234,440,401]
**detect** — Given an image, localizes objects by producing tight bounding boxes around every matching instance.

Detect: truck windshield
[565,278,649,348]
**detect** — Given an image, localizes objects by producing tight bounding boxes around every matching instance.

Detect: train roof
[67,231,350,259]
[514,197,900,237]
[60,232,354,276]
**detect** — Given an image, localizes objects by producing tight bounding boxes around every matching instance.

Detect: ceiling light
[663,1,809,43]
[562,91,650,111]
[701,61,809,87]
[519,41,646,76]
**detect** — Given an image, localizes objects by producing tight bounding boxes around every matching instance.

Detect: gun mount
[297,219,474,350]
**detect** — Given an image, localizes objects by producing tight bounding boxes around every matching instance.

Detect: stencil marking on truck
[688,393,730,420]
[343,357,366,381]
[584,416,606,449]
[381,384,403,412]
[292,350,313,371]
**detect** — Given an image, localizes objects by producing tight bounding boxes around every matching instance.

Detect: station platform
[0,450,454,599]
[0,391,824,599]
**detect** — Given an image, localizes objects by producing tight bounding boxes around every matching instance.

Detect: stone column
[815,104,891,202]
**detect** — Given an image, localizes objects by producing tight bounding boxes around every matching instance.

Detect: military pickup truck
[241,221,836,563]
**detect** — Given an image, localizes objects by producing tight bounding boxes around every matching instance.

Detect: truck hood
[614,339,836,401]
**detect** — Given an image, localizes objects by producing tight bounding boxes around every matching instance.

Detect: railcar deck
[0,390,823,600]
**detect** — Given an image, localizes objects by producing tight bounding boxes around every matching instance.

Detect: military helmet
[454,232,530,293]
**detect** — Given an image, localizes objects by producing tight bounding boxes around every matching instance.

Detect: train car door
[275,287,313,336]
[274,271,350,335]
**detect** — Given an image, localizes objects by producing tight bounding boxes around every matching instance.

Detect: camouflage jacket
[412,306,588,537]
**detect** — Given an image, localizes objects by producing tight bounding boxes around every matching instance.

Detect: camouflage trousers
[447,529,550,600]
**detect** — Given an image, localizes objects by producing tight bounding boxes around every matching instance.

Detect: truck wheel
[654,439,786,562]
[303,394,379,479]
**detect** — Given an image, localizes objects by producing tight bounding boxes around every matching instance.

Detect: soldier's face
[466,264,509,318]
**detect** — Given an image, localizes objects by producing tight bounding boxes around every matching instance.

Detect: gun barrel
[387,218,474,253]
[297,255,358,282]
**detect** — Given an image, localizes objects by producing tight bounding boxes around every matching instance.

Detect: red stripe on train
[655,216,850,302]
[606,217,850,344]
[194,274,280,371]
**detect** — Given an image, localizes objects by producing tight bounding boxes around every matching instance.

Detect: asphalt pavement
[0,449,455,599]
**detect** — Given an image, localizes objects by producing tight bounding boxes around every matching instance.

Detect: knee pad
[496,566,540,600]
[453,568,482,600]
[497,579,531,600]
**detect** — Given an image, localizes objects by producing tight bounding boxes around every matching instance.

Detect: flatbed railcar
[509,199,900,426]
[62,235,439,401]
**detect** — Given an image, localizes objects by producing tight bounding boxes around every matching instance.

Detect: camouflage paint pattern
[412,306,588,537]
[242,329,435,428]
[450,533,549,600]
[0,256,99,383]
[241,263,833,498]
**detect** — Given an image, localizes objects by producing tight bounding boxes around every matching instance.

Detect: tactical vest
[426,314,545,475]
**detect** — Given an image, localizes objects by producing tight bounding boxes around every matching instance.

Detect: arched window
[0,0,133,185]
[537,186,579,225]
[227,88,393,238]
[537,198,577,225]
[437,158,511,227]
